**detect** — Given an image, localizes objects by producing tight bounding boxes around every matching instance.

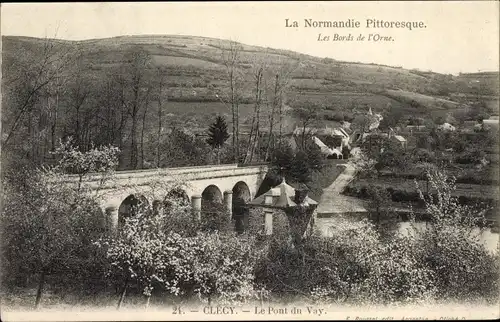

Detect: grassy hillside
[2,34,499,170]
[4,34,498,126]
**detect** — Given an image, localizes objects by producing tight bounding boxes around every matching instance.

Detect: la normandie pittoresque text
[285,18,427,42]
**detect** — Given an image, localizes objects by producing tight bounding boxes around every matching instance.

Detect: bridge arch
[201,184,223,204]
[118,194,149,229]
[232,181,251,233]
[232,181,251,202]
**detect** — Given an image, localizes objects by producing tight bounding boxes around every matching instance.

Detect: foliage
[1,167,109,307]
[269,143,324,184]
[256,219,436,305]
[159,128,211,167]
[206,115,230,149]
[410,168,499,301]
[97,199,263,305]
[351,114,376,133]
[52,138,120,177]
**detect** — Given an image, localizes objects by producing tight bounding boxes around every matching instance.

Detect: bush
[411,225,499,301]
[256,219,437,305]
[1,168,110,307]
[411,168,500,302]
[97,193,264,306]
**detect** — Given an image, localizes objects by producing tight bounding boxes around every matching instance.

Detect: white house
[438,122,456,132]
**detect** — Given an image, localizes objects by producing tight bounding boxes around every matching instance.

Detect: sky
[1,1,499,75]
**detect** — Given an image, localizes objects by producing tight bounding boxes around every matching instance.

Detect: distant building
[312,135,344,159]
[388,128,407,149]
[405,125,426,132]
[293,125,351,151]
[367,106,383,130]
[483,117,499,130]
[437,122,456,132]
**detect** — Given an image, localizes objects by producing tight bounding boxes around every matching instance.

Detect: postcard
[1,1,499,321]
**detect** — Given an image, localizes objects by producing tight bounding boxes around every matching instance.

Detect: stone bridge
[62,163,269,231]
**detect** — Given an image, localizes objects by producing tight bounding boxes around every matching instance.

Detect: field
[347,177,499,201]
[4,34,498,124]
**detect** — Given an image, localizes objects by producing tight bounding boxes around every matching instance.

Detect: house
[312,136,344,159]
[388,128,407,149]
[437,122,456,132]
[482,117,499,130]
[293,125,351,152]
[367,106,383,130]
[331,127,351,150]
[405,125,426,133]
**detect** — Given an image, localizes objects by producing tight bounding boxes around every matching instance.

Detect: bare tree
[120,48,152,169]
[292,101,323,149]
[2,36,76,150]
[264,59,300,160]
[244,54,269,164]
[219,40,244,162]
[155,67,167,168]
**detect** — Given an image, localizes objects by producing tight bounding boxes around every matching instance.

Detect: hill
[1,34,499,169]
[3,35,498,119]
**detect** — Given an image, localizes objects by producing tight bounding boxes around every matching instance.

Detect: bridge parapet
[56,164,269,192]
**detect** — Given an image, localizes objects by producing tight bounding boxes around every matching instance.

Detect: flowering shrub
[96,197,264,306]
[1,167,110,308]
[410,168,499,301]
[353,234,436,305]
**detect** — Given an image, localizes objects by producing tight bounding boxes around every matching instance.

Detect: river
[317,217,499,254]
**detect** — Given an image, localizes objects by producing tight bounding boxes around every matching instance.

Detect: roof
[248,179,318,209]
[393,135,407,142]
[331,148,343,156]
[483,119,499,126]
[312,136,335,155]
[438,122,456,130]
[332,128,349,138]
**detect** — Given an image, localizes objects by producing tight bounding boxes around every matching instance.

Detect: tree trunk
[117,279,128,310]
[157,76,164,168]
[145,295,151,309]
[278,82,284,145]
[235,101,240,162]
[34,269,46,309]
[265,74,280,160]
[130,112,138,169]
[140,95,149,169]
[51,93,58,152]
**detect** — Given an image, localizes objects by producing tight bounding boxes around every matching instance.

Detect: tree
[118,48,153,169]
[0,141,119,309]
[379,104,405,130]
[155,67,168,168]
[411,168,498,300]
[219,41,244,162]
[270,143,324,184]
[264,59,299,160]
[292,101,323,149]
[159,129,210,167]
[244,55,269,164]
[206,116,230,164]
[1,36,77,170]
[351,114,375,133]
[2,36,76,149]
[373,138,408,175]
[365,185,396,239]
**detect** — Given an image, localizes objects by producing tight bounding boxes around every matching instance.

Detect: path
[316,162,367,215]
